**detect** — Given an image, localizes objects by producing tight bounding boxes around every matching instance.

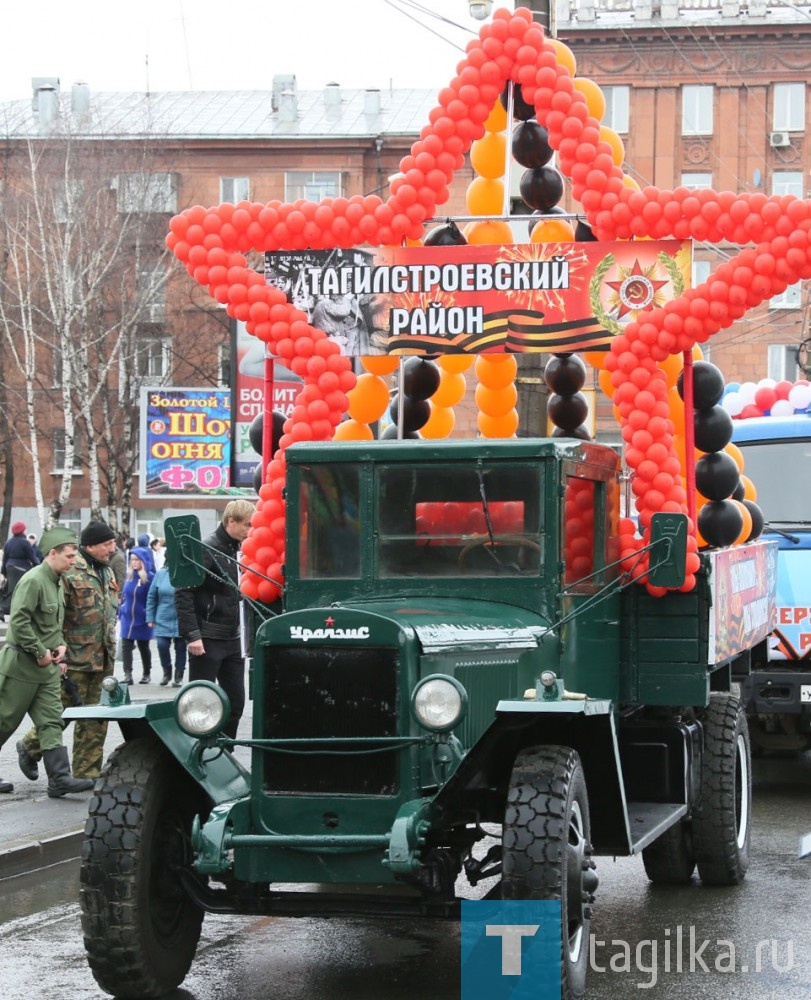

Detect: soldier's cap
[39,526,78,555]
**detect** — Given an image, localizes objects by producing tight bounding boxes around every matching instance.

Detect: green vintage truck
[67,437,777,999]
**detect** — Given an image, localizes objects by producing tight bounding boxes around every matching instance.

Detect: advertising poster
[707,541,779,664]
[264,240,692,357]
[232,319,302,488]
[139,387,233,499]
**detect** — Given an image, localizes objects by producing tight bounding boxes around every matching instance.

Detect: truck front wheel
[693,693,751,885]
[79,737,209,997]
[502,745,596,1000]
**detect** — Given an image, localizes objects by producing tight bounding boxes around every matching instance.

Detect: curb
[0,827,84,879]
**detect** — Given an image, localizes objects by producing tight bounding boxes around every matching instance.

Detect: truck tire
[79,737,209,998]
[502,745,596,1000]
[692,693,751,886]
[642,822,695,885]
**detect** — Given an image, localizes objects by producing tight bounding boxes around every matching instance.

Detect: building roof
[0,84,439,142]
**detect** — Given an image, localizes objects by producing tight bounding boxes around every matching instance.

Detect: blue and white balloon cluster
[721,378,811,419]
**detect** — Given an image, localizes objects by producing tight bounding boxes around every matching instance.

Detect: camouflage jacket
[62,550,119,672]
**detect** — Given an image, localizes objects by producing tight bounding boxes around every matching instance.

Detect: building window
[773,83,805,132]
[768,344,799,381]
[681,85,713,136]
[113,173,178,213]
[772,171,803,198]
[692,259,711,287]
[770,282,802,310]
[680,173,712,190]
[603,85,629,134]
[218,341,231,387]
[137,265,166,323]
[53,428,82,474]
[220,177,249,202]
[284,171,341,201]
[135,335,170,380]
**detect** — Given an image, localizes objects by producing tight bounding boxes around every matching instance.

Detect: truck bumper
[741,670,811,714]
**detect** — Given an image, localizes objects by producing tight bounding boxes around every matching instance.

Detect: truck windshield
[298,464,362,579]
[737,438,811,524]
[376,463,543,578]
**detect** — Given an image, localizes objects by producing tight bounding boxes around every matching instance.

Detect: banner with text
[140,387,233,499]
[264,240,691,356]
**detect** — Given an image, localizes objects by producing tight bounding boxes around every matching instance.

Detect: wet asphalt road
[2,753,811,1000]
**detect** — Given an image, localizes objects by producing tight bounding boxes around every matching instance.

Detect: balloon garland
[166,5,811,598]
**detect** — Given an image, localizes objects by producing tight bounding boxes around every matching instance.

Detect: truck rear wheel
[642,822,695,885]
[693,693,751,885]
[502,745,596,1000]
[79,737,209,997]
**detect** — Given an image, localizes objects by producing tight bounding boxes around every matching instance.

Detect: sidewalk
[0,630,253,878]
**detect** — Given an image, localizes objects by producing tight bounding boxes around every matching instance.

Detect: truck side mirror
[164,515,206,588]
[647,512,688,589]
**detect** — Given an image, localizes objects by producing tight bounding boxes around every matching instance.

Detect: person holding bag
[118,546,155,684]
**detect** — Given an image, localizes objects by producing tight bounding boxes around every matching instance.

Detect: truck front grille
[262,645,399,795]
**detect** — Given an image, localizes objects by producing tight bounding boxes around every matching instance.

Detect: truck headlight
[411,675,467,732]
[175,681,231,737]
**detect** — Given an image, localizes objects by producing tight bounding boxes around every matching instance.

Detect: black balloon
[575,220,598,242]
[402,357,441,401]
[388,393,430,432]
[698,499,744,548]
[252,461,263,493]
[551,423,592,441]
[519,166,564,212]
[693,406,734,453]
[249,410,286,455]
[512,120,554,168]
[381,424,420,440]
[742,499,764,541]
[545,354,587,396]
[548,391,589,431]
[424,220,467,246]
[731,478,745,502]
[695,451,740,501]
[677,361,725,409]
[499,82,535,120]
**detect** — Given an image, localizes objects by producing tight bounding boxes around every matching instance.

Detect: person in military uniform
[0,527,93,797]
[17,520,119,782]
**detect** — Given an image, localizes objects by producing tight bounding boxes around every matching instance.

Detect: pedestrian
[16,520,119,782]
[175,499,255,738]
[27,533,44,563]
[118,547,155,685]
[0,527,93,797]
[150,536,166,571]
[146,563,187,687]
[108,534,127,593]
[0,521,40,621]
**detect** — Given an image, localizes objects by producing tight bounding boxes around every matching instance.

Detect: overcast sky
[1,0,492,101]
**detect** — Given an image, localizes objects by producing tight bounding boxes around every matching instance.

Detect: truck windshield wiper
[763,523,801,544]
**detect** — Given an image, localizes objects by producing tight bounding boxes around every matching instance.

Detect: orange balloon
[659,353,684,389]
[549,39,577,77]
[466,177,505,217]
[347,373,390,424]
[475,382,518,417]
[478,408,519,438]
[333,419,374,441]
[431,371,467,408]
[598,368,614,398]
[476,354,518,388]
[732,500,753,545]
[420,403,455,439]
[740,474,757,501]
[471,131,507,180]
[360,355,399,375]
[668,385,686,436]
[438,354,474,373]
[583,350,607,369]
[724,442,744,472]
[465,219,513,245]
[622,174,641,192]
[573,78,606,122]
[692,345,704,361]
[599,126,625,167]
[484,99,508,133]
[530,218,575,243]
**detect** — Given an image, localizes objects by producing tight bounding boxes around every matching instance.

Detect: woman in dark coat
[0,521,40,620]
[118,546,155,684]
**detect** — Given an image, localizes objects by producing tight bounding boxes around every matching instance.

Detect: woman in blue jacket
[118,547,155,684]
[146,565,187,687]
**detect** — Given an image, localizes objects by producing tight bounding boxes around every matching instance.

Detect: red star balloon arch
[167,5,810,601]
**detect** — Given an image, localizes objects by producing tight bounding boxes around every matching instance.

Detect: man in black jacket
[174,499,254,738]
